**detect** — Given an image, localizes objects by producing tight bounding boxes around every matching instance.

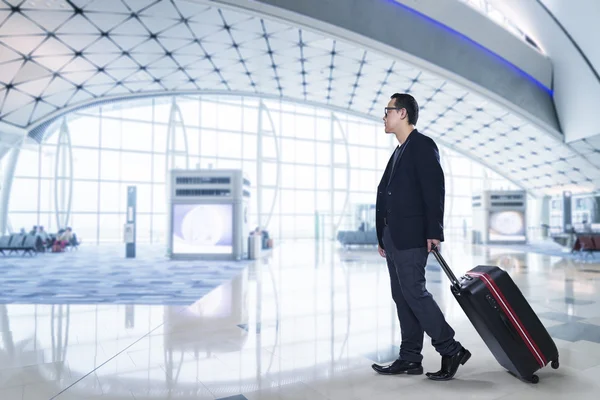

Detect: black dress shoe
[372,359,423,375]
[426,347,471,381]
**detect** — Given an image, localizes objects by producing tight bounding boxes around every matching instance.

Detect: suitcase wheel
[551,360,559,369]
[529,375,539,384]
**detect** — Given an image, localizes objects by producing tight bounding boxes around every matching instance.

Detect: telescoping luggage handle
[430,244,460,291]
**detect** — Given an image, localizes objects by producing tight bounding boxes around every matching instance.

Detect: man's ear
[399,108,407,120]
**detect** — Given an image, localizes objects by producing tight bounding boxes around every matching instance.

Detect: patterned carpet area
[0,245,250,305]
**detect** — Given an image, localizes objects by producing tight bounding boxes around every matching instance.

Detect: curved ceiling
[0,0,598,195]
[488,0,600,145]
[213,0,558,133]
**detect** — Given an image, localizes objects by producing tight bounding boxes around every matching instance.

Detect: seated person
[37,226,49,241]
[36,226,49,252]
[71,232,80,247]
[261,229,272,249]
[47,234,57,248]
[54,227,73,251]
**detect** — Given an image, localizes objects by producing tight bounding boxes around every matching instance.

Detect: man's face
[383,99,405,133]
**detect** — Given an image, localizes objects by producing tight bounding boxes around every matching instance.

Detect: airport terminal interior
[1,0,600,398]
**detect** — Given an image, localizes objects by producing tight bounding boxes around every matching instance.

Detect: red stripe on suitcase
[466,271,547,368]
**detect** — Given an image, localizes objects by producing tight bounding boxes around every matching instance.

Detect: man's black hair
[391,93,419,125]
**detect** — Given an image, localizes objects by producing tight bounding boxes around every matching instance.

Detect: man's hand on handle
[378,245,386,258]
[427,239,440,253]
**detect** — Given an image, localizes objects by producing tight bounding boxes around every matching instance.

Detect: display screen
[172,204,233,254]
[488,210,526,242]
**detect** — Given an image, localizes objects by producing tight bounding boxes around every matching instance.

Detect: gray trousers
[382,227,461,363]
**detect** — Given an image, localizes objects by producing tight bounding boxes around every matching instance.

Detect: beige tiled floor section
[2,240,600,399]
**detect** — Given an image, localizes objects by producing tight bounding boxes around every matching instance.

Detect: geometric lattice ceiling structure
[0,0,598,195]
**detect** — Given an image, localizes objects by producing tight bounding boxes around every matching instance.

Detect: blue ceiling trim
[388,0,553,96]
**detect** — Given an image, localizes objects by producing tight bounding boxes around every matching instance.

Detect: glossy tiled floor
[2,240,600,399]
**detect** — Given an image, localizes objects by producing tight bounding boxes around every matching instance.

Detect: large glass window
[8,95,518,243]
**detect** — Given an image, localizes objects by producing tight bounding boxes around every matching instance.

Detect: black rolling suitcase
[431,245,559,384]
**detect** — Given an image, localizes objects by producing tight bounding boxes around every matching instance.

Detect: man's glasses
[384,107,401,117]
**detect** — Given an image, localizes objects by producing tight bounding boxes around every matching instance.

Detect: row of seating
[0,234,41,256]
[572,234,600,257]
[337,229,378,247]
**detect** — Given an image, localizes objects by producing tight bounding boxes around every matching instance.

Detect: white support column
[54,118,73,230]
[0,145,21,235]
[257,101,263,229]
[165,97,190,177]
[540,195,551,238]
[331,113,351,233]
[164,97,190,246]
[0,123,28,234]
[330,113,335,240]
[257,100,281,230]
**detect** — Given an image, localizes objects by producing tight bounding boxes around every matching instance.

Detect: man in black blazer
[371,93,471,381]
